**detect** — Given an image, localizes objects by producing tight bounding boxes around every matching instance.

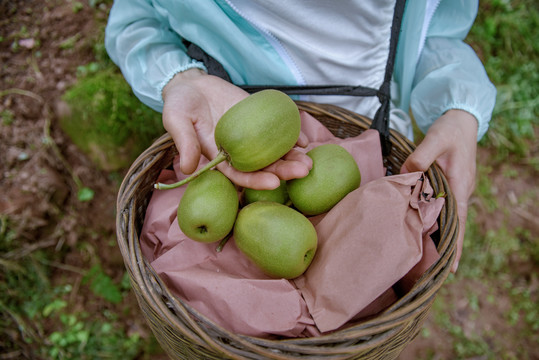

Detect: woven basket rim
[116,101,458,359]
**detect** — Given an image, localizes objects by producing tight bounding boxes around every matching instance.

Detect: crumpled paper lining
[294,169,445,333]
[139,111,444,338]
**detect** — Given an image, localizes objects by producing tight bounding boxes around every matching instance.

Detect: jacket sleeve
[410,1,496,141]
[104,0,207,112]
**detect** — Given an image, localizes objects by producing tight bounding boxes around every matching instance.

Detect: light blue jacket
[105,0,496,140]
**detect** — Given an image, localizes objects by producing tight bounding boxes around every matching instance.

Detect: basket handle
[186,0,407,157]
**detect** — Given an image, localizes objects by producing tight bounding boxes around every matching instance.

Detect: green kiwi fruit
[242,180,289,205]
[234,201,317,279]
[155,89,300,190]
[287,144,361,215]
[177,170,239,243]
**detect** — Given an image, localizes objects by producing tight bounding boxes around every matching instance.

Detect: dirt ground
[1,1,537,359]
[0,0,122,284]
[0,0,155,356]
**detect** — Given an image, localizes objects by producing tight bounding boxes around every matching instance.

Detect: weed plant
[0,217,148,359]
[462,0,538,293]
[417,1,539,358]
[467,0,539,163]
[60,69,164,171]
[2,0,537,359]
[59,0,164,171]
[1,2,162,357]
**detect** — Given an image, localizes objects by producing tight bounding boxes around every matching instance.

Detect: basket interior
[116,101,458,359]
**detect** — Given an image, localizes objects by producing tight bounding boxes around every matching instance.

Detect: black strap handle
[371,0,406,156]
[186,43,233,83]
[186,0,406,156]
[240,84,379,97]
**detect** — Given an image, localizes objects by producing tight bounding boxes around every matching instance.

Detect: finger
[442,161,474,274]
[216,162,281,190]
[264,159,311,181]
[401,133,449,174]
[263,149,312,180]
[283,148,313,168]
[296,131,309,148]
[451,200,468,273]
[163,113,201,175]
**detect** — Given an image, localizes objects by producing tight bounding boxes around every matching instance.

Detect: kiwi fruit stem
[215,231,233,253]
[154,151,228,190]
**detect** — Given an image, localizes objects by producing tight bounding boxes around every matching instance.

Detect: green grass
[60,69,164,171]
[415,1,539,358]
[0,216,154,359]
[467,0,539,162]
[462,0,538,275]
[2,0,537,359]
[1,3,164,357]
[58,7,164,171]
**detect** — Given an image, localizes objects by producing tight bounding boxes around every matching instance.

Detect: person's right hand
[401,109,479,273]
[162,68,312,190]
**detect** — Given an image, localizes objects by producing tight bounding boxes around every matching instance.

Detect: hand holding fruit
[401,109,478,273]
[160,76,364,280]
[162,69,312,190]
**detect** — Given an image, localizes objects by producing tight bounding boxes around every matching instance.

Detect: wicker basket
[116,101,458,359]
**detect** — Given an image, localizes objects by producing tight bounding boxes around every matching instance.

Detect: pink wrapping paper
[141,167,315,338]
[139,111,444,338]
[293,171,444,333]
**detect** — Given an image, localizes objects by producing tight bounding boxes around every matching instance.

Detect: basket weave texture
[116,102,458,359]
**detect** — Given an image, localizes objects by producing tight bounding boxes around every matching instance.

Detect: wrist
[442,109,478,142]
[162,68,207,99]
[445,108,478,129]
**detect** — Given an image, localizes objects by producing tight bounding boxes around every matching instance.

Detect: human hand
[401,110,479,273]
[162,69,312,190]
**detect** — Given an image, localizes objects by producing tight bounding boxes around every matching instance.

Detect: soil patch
[1,1,536,359]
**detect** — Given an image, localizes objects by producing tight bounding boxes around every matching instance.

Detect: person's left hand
[162,69,312,190]
[401,109,479,273]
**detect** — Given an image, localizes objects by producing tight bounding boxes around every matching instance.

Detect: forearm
[411,37,496,141]
[105,0,206,112]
